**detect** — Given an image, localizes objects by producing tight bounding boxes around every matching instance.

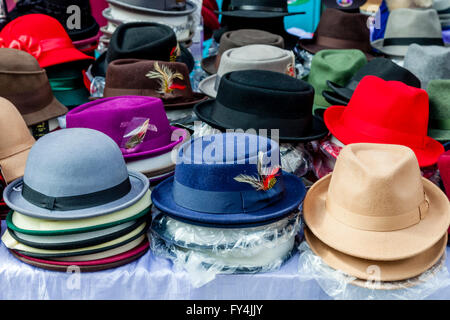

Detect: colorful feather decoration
[234,152,281,191]
[146,62,186,94]
[125,119,149,149]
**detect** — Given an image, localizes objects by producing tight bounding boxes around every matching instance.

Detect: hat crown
[0,48,41,72]
[428,80,450,119]
[23,128,129,198]
[314,8,370,41]
[328,143,425,219]
[343,75,429,139]
[384,8,442,38]
[311,49,367,75]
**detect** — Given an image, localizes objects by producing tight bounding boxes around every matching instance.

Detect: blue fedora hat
[3,128,149,220]
[151,133,306,227]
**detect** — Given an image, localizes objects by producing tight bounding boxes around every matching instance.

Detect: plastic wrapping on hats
[150,213,302,288]
[297,241,450,300]
[90,76,105,98]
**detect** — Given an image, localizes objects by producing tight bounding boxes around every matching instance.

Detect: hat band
[49,77,85,92]
[430,118,450,130]
[326,194,429,232]
[21,178,132,211]
[383,37,444,47]
[229,5,286,12]
[172,179,285,214]
[342,112,426,149]
[103,87,192,101]
[315,35,371,52]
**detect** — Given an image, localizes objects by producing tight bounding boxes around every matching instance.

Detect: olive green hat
[428,79,450,142]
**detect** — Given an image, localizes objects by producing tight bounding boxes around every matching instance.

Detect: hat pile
[433,0,450,29]
[151,132,305,272]
[1,128,151,272]
[101,0,196,49]
[66,96,190,183]
[304,143,450,284]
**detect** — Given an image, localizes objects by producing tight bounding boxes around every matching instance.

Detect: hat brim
[194,99,329,142]
[10,240,148,272]
[322,90,351,106]
[38,47,94,69]
[22,97,68,127]
[370,39,408,57]
[326,80,354,101]
[3,170,150,220]
[0,144,33,184]
[303,174,450,261]
[324,105,445,167]
[305,227,447,282]
[151,172,305,228]
[163,93,210,109]
[126,146,177,175]
[107,0,197,16]
[217,10,304,18]
[198,74,219,98]
[298,41,377,61]
[52,87,90,109]
[428,128,450,142]
[201,55,218,75]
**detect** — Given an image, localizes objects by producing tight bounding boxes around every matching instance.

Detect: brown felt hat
[298,8,376,60]
[303,143,450,262]
[104,59,208,109]
[0,49,68,126]
[201,29,285,75]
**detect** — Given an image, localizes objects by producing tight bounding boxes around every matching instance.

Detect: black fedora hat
[9,0,99,42]
[323,58,421,105]
[217,0,304,18]
[194,70,329,142]
[91,22,194,78]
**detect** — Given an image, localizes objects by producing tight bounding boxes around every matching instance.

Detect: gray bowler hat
[199,44,296,98]
[404,44,450,89]
[3,128,149,220]
[371,8,444,57]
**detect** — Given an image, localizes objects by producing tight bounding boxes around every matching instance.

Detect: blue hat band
[172,179,285,214]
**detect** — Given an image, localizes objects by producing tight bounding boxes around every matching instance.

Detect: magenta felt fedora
[66,96,188,162]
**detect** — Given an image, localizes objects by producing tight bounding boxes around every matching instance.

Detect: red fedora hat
[324,75,444,167]
[438,151,450,200]
[0,14,94,68]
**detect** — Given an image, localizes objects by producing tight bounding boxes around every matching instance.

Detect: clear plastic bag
[297,241,450,300]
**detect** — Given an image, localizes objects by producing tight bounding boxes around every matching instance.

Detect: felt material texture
[199,44,296,98]
[195,70,329,142]
[217,0,304,18]
[103,60,208,108]
[438,151,450,199]
[324,76,444,167]
[3,129,150,220]
[403,44,450,89]
[201,29,285,75]
[106,0,196,15]
[67,96,189,161]
[0,97,35,184]
[0,49,68,126]
[298,9,376,59]
[303,143,450,261]
[0,14,94,68]
[427,80,450,141]
[305,227,448,282]
[305,49,367,112]
[151,133,306,227]
[371,9,444,57]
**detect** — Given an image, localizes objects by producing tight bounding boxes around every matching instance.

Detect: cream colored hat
[303,143,450,262]
[198,44,296,98]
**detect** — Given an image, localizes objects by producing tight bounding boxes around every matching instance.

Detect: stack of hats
[1,128,151,272]
[9,0,101,56]
[194,70,329,142]
[201,28,286,75]
[151,132,305,272]
[304,143,450,285]
[199,44,296,98]
[101,0,196,48]
[0,97,35,220]
[0,14,94,110]
[214,0,304,49]
[0,48,68,139]
[66,96,190,183]
[433,0,450,30]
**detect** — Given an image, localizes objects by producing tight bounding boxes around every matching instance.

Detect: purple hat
[66,96,188,162]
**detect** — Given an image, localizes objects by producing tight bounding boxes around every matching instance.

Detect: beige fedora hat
[304,228,447,282]
[199,44,296,98]
[303,143,450,261]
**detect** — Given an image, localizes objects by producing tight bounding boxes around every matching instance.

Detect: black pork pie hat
[91,22,194,77]
[194,70,329,142]
[9,0,99,42]
[322,57,422,105]
[217,0,304,18]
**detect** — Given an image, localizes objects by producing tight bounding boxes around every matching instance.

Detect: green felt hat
[306,49,367,115]
[428,80,450,142]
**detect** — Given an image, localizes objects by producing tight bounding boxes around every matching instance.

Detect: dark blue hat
[151,133,306,227]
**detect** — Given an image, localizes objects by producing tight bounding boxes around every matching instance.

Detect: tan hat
[303,143,450,261]
[304,227,447,282]
[0,97,35,183]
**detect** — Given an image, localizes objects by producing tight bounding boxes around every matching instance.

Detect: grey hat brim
[198,74,219,98]
[106,0,197,16]
[371,39,411,57]
[3,171,150,220]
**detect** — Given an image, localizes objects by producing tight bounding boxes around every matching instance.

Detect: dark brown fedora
[298,8,378,60]
[201,28,285,75]
[104,59,208,109]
